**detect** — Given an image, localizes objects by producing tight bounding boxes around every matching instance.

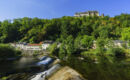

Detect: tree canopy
[0,14,129,43]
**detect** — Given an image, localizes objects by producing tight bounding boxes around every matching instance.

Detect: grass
[81,47,129,59]
[81,49,97,56]
[0,76,8,80]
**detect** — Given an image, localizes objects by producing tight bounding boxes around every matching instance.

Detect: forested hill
[0,14,130,43]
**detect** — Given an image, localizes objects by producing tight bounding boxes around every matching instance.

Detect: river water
[0,56,130,80]
[0,57,41,80]
[62,56,130,80]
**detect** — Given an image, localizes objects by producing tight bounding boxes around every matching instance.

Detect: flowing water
[0,56,130,80]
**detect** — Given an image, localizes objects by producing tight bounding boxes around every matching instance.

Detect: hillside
[0,14,130,43]
[48,66,86,80]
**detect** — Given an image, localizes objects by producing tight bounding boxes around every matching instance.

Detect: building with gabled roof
[74,11,99,17]
[10,41,53,51]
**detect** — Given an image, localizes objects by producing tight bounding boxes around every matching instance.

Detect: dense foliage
[0,14,130,59]
[0,14,130,43]
[0,14,130,80]
[0,44,21,60]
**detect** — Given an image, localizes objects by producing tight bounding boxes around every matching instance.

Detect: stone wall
[21,50,49,56]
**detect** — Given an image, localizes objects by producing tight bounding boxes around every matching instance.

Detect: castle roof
[75,11,99,15]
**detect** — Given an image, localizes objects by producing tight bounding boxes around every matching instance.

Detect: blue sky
[0,0,129,21]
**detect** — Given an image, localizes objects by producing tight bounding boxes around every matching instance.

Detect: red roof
[39,42,43,44]
[28,42,43,46]
[28,44,41,46]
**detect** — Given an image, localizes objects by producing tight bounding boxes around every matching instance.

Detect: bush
[33,51,39,57]
[81,49,97,56]
[0,44,21,59]
[108,48,126,58]
[125,49,130,55]
[95,39,107,55]
[49,42,59,56]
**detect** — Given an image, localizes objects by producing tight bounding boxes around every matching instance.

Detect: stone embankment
[21,50,49,56]
[48,66,86,80]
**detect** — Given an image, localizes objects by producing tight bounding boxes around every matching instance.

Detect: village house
[42,41,53,50]
[92,40,129,49]
[10,42,27,50]
[74,11,99,17]
[10,41,53,51]
[24,42,43,51]
[113,40,129,48]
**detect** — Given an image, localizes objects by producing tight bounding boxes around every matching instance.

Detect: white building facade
[10,41,53,51]
[74,11,99,17]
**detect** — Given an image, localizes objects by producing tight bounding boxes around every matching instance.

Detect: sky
[0,0,130,21]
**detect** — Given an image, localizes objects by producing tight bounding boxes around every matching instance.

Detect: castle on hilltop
[74,11,103,17]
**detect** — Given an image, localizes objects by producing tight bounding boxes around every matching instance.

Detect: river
[62,56,130,80]
[0,56,130,80]
[0,57,41,80]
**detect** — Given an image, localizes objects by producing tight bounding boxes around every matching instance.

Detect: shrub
[0,44,21,59]
[49,42,59,56]
[95,39,107,55]
[108,48,126,58]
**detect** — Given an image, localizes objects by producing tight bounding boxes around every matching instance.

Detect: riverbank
[0,44,130,80]
[48,66,86,80]
[61,55,130,80]
[0,53,130,80]
[0,44,21,61]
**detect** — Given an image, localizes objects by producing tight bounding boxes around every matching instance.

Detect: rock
[48,66,86,80]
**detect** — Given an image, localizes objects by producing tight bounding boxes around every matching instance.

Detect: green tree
[59,42,66,59]
[81,35,94,49]
[121,27,130,40]
[49,42,59,56]
[98,26,111,39]
[96,39,107,55]
[0,44,21,60]
[65,35,75,57]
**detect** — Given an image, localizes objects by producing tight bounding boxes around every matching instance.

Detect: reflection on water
[0,57,40,79]
[15,57,38,69]
[62,56,130,80]
[0,56,130,80]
